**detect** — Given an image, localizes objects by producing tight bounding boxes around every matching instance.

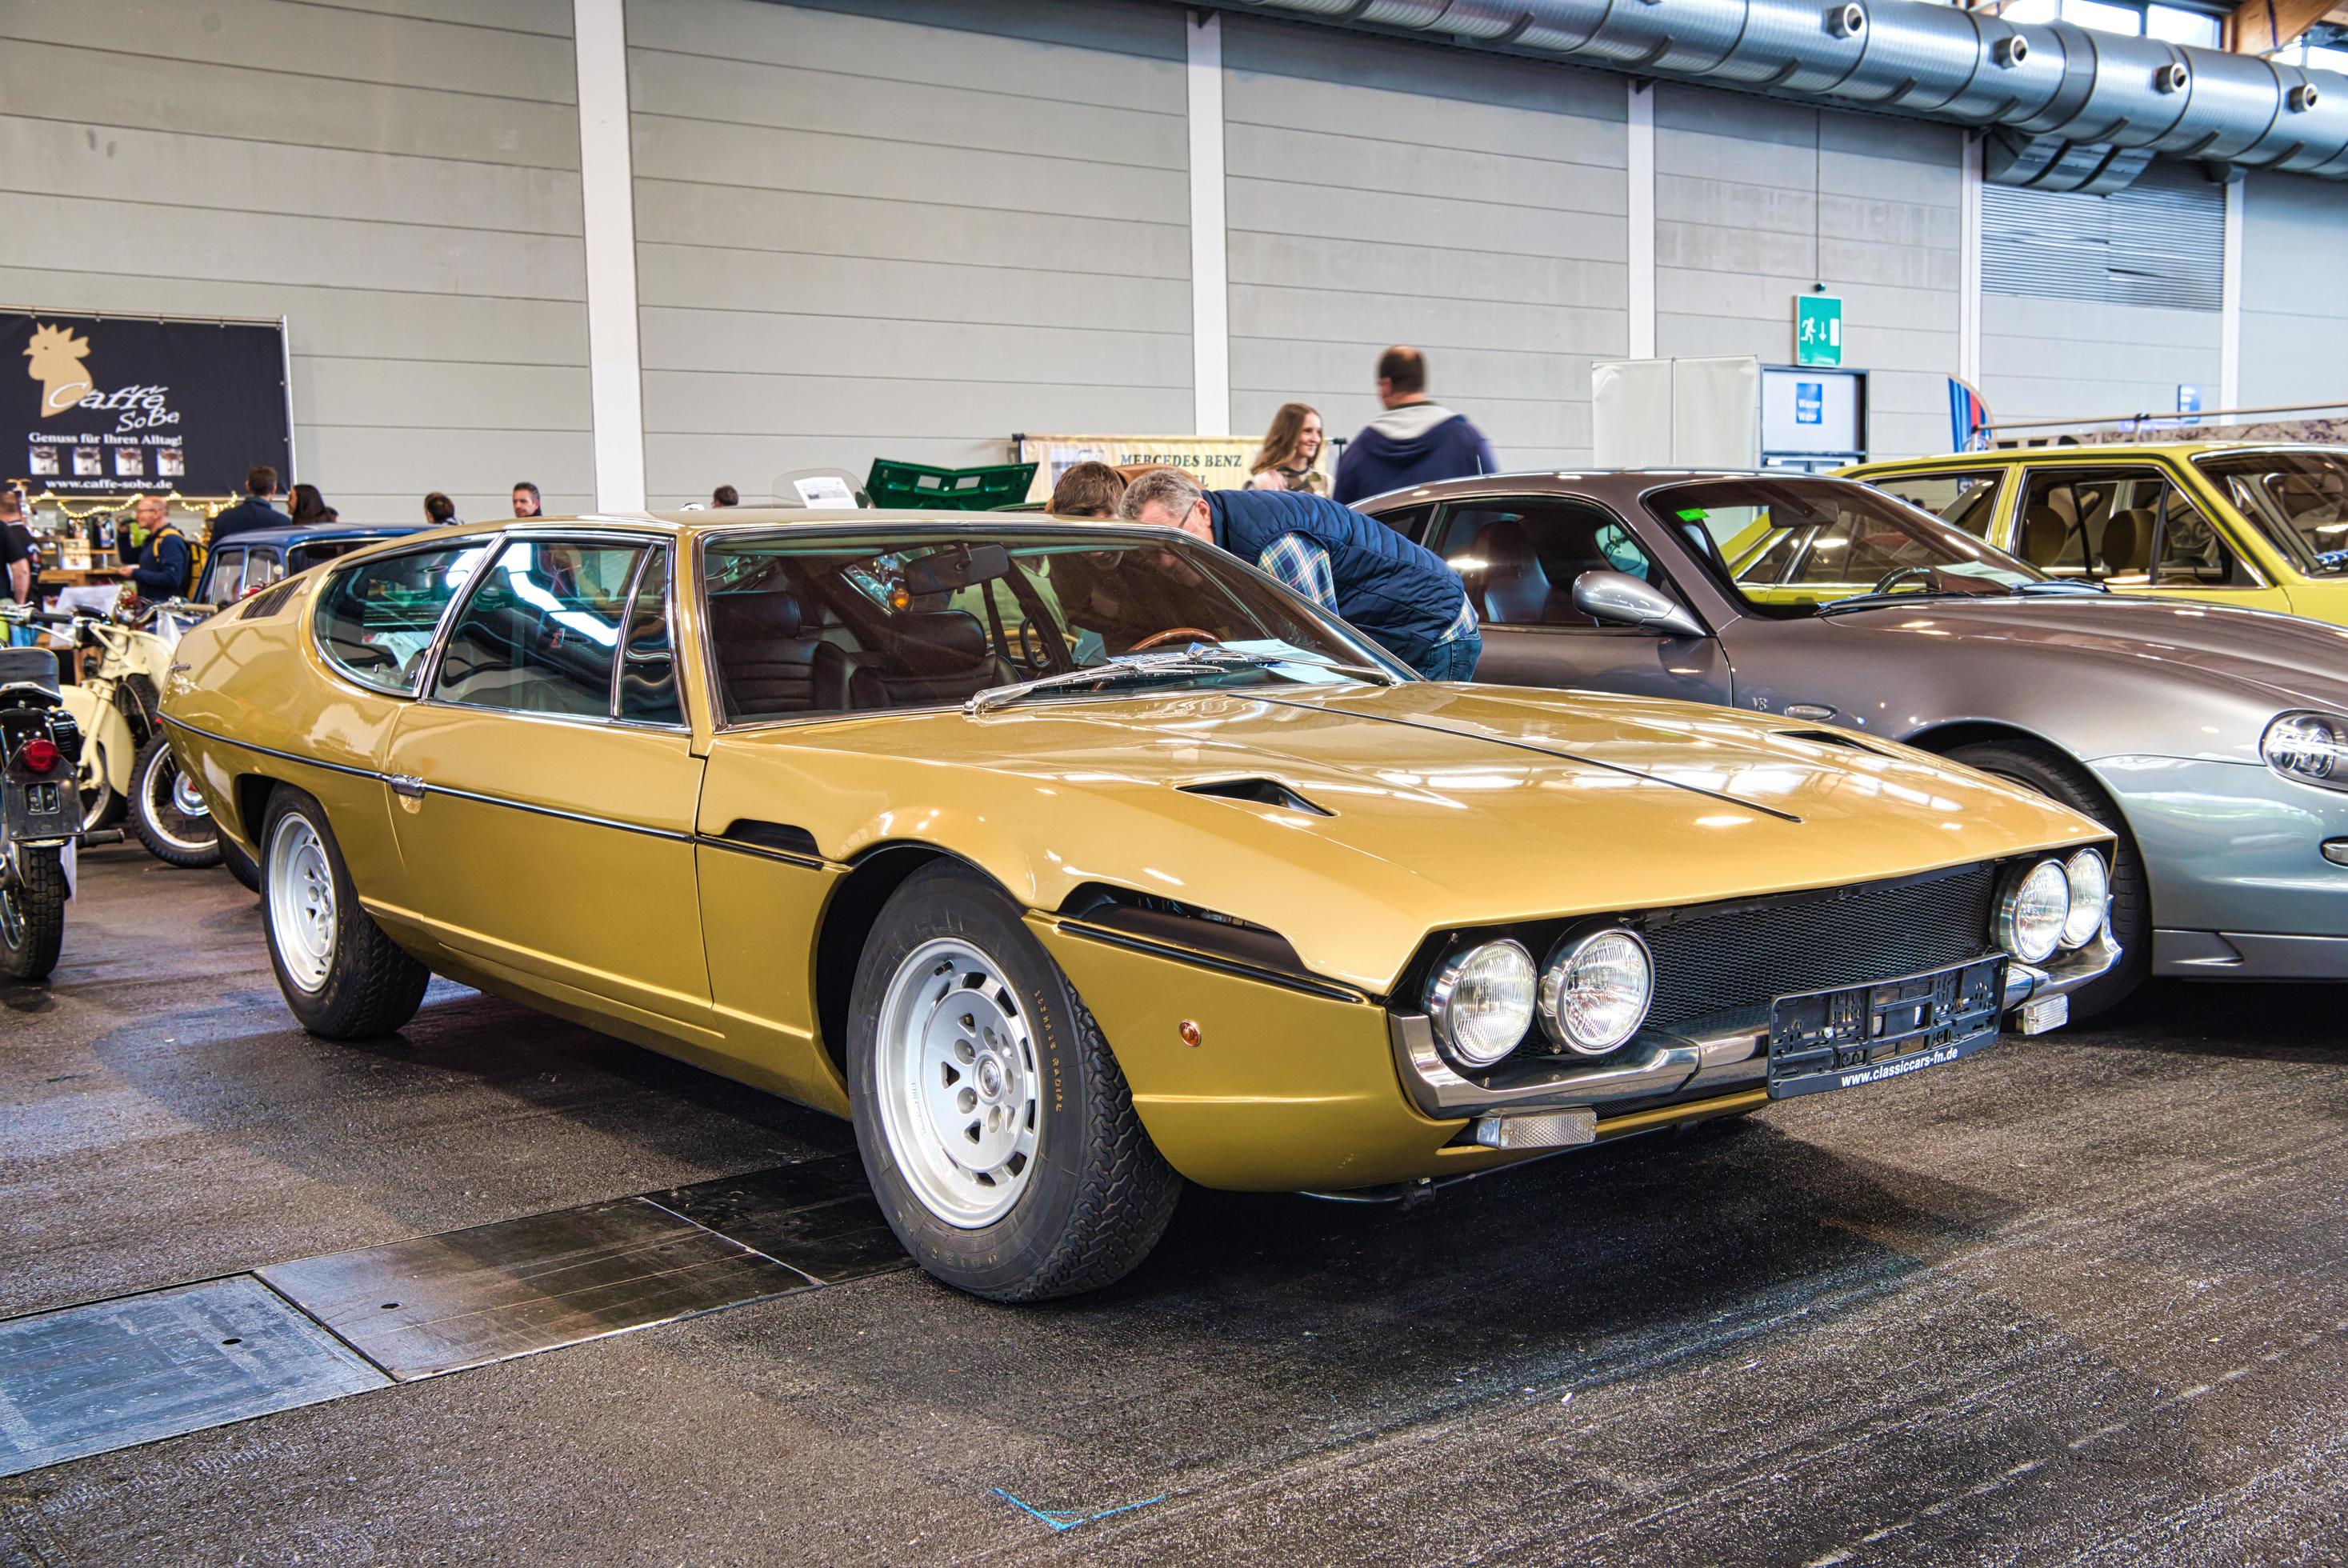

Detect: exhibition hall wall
[1,0,2341,522]
[0,0,598,524]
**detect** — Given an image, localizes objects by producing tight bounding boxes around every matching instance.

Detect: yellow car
[1843,443,2348,626]
[160,513,2115,1300]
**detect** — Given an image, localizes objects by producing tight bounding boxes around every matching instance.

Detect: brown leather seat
[2099,509,2152,574]
[709,591,851,720]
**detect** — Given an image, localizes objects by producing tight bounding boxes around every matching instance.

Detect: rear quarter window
[313,543,491,695]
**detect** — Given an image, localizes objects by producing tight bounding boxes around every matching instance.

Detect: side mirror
[1571,570,1706,638]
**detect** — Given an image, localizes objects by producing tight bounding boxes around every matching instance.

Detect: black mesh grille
[1642,862,1999,1035]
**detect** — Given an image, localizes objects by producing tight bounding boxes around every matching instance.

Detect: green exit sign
[1795,294,1842,367]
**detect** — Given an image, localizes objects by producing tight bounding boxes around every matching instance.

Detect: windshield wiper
[965,645,1395,716]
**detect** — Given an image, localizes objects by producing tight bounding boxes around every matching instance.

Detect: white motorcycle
[38,598,222,871]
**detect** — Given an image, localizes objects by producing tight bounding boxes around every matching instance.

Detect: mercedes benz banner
[7,310,293,497]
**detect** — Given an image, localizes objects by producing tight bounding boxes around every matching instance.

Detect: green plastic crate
[864,458,1036,512]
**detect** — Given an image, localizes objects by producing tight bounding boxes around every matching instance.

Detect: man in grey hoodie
[1331,346,1498,505]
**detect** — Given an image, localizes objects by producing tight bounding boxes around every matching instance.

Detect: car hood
[709,683,2102,994]
[1822,594,2348,715]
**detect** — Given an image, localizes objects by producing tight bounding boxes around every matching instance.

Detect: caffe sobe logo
[23,321,181,431]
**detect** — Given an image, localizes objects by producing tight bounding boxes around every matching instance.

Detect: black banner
[6,310,292,498]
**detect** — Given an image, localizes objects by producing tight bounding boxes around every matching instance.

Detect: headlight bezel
[1422,937,1538,1070]
[2059,848,2110,950]
[2261,710,2348,791]
[1538,926,1655,1057]
[1995,858,2071,966]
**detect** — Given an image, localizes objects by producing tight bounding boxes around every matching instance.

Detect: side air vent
[240,579,302,620]
[721,818,821,859]
[1778,729,1875,752]
[1178,778,1334,816]
[1058,882,1314,980]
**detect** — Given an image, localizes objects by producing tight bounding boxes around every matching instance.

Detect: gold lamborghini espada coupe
[162,510,2118,1300]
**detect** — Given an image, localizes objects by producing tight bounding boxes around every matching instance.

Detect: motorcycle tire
[129,734,222,869]
[1,846,67,982]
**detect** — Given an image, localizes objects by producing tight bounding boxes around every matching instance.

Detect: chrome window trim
[417,535,689,734]
[313,532,506,701]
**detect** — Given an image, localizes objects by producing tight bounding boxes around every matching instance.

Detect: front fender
[59,685,135,791]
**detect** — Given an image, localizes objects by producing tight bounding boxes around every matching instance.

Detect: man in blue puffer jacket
[1118,467,1481,681]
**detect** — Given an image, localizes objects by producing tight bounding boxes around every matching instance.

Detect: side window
[1370,502,1437,545]
[434,540,642,717]
[314,543,492,695]
[2015,468,2251,587]
[1431,501,1667,627]
[201,549,243,606]
[1874,471,2004,538]
[616,547,683,726]
[240,551,282,597]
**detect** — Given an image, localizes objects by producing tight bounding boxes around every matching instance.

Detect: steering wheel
[1869,566,1940,596]
[1130,627,1219,651]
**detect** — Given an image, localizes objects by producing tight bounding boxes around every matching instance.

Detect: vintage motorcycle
[0,640,85,980]
[46,596,222,870]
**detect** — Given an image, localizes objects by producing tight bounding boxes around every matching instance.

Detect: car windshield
[2192,450,2348,575]
[1645,476,2049,617]
[701,526,1405,723]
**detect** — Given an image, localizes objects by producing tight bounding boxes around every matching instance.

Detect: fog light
[2060,849,2109,950]
[1996,859,2070,965]
[1539,927,1654,1056]
[1424,939,1537,1070]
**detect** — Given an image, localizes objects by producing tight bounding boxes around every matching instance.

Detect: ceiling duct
[1186,0,2348,185]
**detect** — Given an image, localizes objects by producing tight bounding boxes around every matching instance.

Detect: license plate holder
[1766,955,2008,1099]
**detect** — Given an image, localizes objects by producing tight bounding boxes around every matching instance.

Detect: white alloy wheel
[171,768,209,819]
[874,936,1042,1228]
[268,814,338,993]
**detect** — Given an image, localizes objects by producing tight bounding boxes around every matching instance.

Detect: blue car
[193,523,428,606]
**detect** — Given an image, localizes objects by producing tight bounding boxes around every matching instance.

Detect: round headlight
[1997,859,2070,965]
[1539,928,1654,1056]
[1424,939,1537,1069]
[2262,711,2348,787]
[2061,849,2110,950]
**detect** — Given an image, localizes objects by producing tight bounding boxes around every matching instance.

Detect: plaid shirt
[1255,533,1477,642]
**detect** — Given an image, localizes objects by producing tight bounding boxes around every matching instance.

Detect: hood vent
[1173,2,2348,187]
[1777,728,1873,750]
[1179,777,1335,816]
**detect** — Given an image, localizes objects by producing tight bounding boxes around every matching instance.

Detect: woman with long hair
[286,482,337,524]
[1246,402,1327,494]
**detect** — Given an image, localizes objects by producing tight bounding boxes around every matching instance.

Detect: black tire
[0,846,66,982]
[847,862,1182,1302]
[128,734,222,869]
[1946,739,2148,1019]
[259,786,430,1039]
[222,833,261,894]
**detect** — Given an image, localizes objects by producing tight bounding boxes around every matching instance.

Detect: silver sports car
[1361,470,2348,1014]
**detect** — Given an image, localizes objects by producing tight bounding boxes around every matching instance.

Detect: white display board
[1759,366,1866,459]
[1590,356,1761,470]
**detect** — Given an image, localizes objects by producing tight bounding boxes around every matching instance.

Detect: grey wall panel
[0,0,576,102]
[1223,16,1627,471]
[2238,173,2348,412]
[0,1,591,526]
[1979,295,2221,426]
[627,0,1190,507]
[0,42,585,170]
[1654,84,1964,460]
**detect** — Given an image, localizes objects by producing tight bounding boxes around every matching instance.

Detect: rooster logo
[25,322,94,418]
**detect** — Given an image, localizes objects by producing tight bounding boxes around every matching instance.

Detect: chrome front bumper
[1390,928,2123,1123]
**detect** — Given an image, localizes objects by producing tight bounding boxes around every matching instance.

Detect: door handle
[388,774,426,800]
[1784,703,1838,721]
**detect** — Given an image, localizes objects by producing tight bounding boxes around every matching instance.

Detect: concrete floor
[6,846,2348,1566]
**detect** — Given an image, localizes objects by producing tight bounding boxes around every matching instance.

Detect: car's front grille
[1642,862,2000,1037]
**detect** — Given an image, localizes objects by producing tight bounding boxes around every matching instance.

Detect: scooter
[0,641,86,981]
[44,597,220,870]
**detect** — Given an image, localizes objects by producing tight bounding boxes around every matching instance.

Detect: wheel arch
[811,842,1014,1077]
[1900,718,2142,852]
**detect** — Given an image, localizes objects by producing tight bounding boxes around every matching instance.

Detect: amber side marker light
[1178,1020,1202,1048]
